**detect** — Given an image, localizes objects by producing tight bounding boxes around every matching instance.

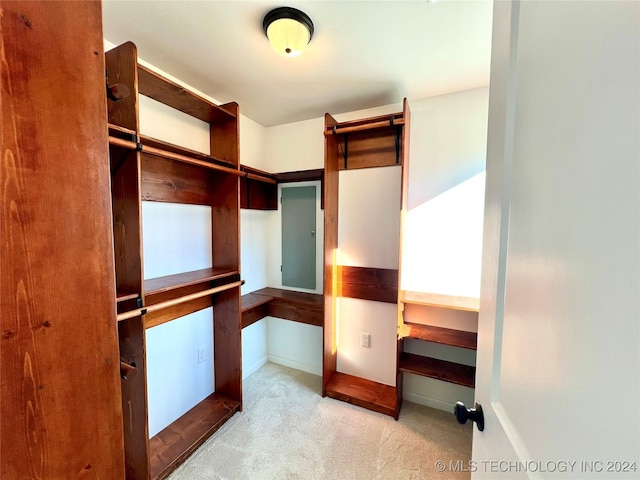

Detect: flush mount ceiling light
[263,6,314,57]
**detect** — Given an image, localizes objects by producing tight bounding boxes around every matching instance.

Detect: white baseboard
[403,391,454,413]
[268,354,321,376]
[243,355,268,380]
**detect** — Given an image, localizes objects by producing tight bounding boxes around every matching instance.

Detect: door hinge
[280,265,283,272]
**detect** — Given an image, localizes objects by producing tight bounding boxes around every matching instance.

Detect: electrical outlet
[361,333,371,348]
[197,347,206,364]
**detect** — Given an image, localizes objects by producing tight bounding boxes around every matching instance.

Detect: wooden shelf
[144,268,239,296]
[253,287,323,327]
[399,322,477,350]
[108,122,137,140]
[149,392,241,480]
[241,292,274,313]
[137,64,236,125]
[400,290,480,312]
[140,135,237,170]
[399,352,475,388]
[240,292,273,329]
[324,372,397,418]
[116,290,139,303]
[324,111,405,136]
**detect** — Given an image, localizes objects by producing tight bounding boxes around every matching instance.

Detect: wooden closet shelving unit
[398,291,478,384]
[323,100,410,419]
[106,41,248,480]
[396,154,479,404]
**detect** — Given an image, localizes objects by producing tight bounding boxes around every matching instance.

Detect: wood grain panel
[144,268,239,295]
[105,41,139,131]
[241,303,269,329]
[213,288,242,402]
[1,2,125,477]
[323,113,340,394]
[399,353,476,388]
[241,293,273,329]
[337,129,400,170]
[337,266,398,304]
[149,393,240,480]
[138,64,235,125]
[399,322,477,350]
[111,149,143,297]
[210,102,239,166]
[141,152,215,205]
[325,372,397,417]
[240,176,278,210]
[211,173,240,269]
[275,168,324,183]
[118,317,150,479]
[142,135,237,169]
[144,275,240,329]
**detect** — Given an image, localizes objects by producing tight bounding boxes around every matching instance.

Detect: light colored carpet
[168,362,472,480]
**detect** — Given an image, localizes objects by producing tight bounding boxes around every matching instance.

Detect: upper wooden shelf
[399,322,477,350]
[144,267,239,296]
[140,135,237,170]
[137,64,235,125]
[400,290,480,312]
[324,111,405,136]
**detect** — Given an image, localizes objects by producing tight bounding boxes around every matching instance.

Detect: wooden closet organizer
[323,99,478,419]
[322,100,410,419]
[106,42,272,480]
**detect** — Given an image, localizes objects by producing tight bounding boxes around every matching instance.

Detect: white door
[472,1,639,478]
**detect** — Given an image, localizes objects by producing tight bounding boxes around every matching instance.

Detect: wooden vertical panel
[118,317,150,480]
[213,288,242,402]
[1,2,125,478]
[322,113,340,395]
[211,172,240,270]
[105,41,139,131]
[112,150,144,296]
[211,102,240,167]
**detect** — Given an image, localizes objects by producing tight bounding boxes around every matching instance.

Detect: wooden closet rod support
[116,280,244,322]
[120,361,137,380]
[108,136,276,184]
[323,118,405,136]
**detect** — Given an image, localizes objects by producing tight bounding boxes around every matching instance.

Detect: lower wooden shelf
[149,392,241,480]
[399,322,477,350]
[324,372,397,418]
[399,352,475,388]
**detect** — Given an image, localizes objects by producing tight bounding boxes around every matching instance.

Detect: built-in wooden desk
[241,288,323,328]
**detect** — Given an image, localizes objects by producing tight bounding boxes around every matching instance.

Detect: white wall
[142,203,214,437]
[335,167,402,386]
[402,88,488,298]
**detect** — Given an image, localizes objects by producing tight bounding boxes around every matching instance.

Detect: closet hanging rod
[108,136,276,184]
[116,280,244,322]
[323,118,405,136]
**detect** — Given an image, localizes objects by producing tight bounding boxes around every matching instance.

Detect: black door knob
[454,401,484,431]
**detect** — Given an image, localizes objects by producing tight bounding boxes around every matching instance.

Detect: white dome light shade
[263,7,314,57]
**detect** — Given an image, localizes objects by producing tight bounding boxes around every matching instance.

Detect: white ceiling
[102,0,493,127]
